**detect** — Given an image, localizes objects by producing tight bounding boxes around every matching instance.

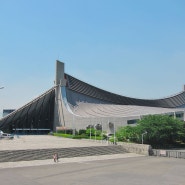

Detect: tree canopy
[116,114,185,147]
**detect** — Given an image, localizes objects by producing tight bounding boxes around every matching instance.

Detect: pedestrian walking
[53,153,57,162]
[56,153,59,162]
[53,153,59,162]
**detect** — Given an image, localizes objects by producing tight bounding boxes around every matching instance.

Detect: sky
[0,0,185,116]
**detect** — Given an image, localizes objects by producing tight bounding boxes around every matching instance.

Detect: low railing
[152,149,185,159]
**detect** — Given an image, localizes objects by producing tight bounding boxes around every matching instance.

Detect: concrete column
[53,60,65,132]
[55,60,64,86]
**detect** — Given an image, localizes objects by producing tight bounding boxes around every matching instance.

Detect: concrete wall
[118,142,152,156]
[62,88,141,132]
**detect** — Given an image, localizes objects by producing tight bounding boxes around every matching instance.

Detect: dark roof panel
[66,74,185,108]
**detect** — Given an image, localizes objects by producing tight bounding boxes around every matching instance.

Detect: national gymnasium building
[0,61,185,134]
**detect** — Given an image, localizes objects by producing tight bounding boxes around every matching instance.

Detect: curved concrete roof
[66,74,185,108]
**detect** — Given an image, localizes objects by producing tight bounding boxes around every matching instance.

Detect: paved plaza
[0,135,142,168]
[0,135,108,151]
[0,156,185,185]
[0,136,185,185]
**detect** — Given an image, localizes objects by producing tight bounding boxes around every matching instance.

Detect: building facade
[0,61,185,134]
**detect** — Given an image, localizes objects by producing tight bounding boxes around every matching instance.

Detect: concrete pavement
[0,153,143,169]
[0,156,185,185]
[0,135,108,150]
[0,135,143,169]
[1,136,185,185]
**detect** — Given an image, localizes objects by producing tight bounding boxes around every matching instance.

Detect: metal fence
[152,149,185,159]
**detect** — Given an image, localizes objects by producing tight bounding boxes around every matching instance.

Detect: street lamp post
[0,87,4,118]
[90,125,91,140]
[95,130,96,141]
[72,114,75,135]
[101,123,103,143]
[142,131,147,144]
[72,106,77,136]
[114,123,116,144]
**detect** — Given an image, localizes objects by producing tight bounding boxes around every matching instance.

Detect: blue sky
[0,0,185,115]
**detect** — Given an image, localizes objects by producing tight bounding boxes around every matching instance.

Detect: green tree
[137,115,185,145]
[116,114,185,147]
[116,126,140,142]
[86,128,95,136]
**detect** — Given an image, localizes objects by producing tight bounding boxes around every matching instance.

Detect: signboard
[160,150,166,156]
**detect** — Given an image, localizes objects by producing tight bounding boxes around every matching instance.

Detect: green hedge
[53,132,103,140]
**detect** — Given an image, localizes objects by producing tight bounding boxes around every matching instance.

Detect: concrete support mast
[53,60,66,131]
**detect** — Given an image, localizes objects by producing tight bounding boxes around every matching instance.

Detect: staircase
[0,145,127,162]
